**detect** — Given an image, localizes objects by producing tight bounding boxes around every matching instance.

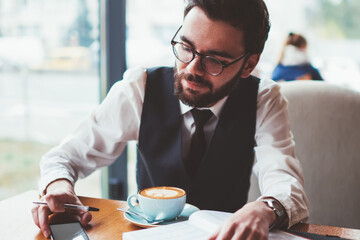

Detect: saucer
[123,203,200,228]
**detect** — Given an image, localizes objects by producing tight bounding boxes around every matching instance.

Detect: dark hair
[184,0,270,54]
[286,32,307,48]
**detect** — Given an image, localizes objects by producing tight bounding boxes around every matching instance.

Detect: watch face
[262,199,285,217]
[271,200,285,217]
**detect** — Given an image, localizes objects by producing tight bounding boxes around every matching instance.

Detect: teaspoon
[117,208,165,224]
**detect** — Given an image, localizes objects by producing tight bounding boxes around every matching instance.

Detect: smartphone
[50,222,89,240]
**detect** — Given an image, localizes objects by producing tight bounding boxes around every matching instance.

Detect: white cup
[127,186,186,221]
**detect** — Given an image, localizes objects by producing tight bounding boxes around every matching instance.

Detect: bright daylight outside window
[260,0,360,91]
[0,0,101,200]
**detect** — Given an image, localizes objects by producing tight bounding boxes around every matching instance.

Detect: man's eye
[220,60,228,65]
[217,58,230,65]
[181,44,192,53]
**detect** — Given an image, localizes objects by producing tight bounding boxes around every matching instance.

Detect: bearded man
[32,1,309,239]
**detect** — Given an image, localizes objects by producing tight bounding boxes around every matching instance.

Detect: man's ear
[240,54,260,78]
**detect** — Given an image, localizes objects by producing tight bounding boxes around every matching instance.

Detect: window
[126,0,183,69]
[259,0,360,91]
[0,0,101,199]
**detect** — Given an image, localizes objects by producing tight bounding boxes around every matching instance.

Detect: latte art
[140,186,185,199]
[146,189,179,198]
[129,186,187,221]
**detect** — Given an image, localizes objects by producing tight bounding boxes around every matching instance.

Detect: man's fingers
[34,187,91,238]
[213,223,236,240]
[38,205,52,238]
[208,231,219,240]
[207,224,223,240]
[44,191,82,212]
[45,194,65,212]
[31,205,40,228]
[247,231,268,240]
[80,211,92,227]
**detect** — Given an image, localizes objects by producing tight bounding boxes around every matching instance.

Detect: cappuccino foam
[140,186,185,199]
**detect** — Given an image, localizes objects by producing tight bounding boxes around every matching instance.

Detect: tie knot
[191,109,213,128]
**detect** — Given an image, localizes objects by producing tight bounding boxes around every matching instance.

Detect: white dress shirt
[39,66,309,227]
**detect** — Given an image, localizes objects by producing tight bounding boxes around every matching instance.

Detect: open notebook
[123,210,308,240]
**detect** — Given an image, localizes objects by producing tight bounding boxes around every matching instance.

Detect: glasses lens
[202,56,223,75]
[173,43,194,63]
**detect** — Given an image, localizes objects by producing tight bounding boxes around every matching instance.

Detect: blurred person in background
[272,32,323,81]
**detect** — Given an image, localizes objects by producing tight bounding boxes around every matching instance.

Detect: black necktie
[186,109,213,180]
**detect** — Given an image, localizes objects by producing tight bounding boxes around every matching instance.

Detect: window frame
[100,0,128,200]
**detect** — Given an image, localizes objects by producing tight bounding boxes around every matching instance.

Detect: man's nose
[186,55,205,76]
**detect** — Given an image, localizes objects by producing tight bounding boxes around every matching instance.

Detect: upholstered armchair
[248,81,360,229]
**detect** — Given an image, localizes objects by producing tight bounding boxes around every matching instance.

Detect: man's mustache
[178,72,212,89]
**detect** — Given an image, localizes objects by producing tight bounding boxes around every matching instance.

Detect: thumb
[79,211,92,227]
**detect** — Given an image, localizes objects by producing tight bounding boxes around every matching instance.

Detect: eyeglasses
[171,26,248,76]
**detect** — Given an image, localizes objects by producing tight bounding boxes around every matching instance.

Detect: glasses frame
[171,26,249,76]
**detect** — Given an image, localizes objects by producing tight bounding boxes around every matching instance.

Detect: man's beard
[174,67,243,108]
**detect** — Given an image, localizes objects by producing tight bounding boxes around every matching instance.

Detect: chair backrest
[248,81,360,229]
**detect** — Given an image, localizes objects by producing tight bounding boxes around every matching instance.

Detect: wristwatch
[260,198,285,229]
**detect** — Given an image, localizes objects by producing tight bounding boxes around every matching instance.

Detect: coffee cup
[127,186,186,221]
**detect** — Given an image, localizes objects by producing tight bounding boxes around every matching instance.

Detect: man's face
[174,7,258,108]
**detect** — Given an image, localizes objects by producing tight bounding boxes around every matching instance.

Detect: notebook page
[123,210,308,240]
[188,210,232,232]
[123,223,307,240]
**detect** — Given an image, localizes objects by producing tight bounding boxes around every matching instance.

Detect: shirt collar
[179,96,228,118]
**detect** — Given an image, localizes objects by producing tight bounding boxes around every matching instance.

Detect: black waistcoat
[137,67,259,212]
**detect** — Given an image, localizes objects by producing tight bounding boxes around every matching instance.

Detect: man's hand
[208,201,276,240]
[31,179,92,238]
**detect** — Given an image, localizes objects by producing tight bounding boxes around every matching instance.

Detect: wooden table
[1,190,360,239]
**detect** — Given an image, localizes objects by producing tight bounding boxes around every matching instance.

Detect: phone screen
[50,222,89,240]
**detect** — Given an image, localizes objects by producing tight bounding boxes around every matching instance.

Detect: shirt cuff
[257,195,308,228]
[257,196,289,229]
